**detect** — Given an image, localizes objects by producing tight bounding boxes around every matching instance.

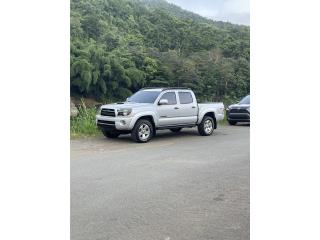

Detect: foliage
[70,99,100,137]
[71,0,250,102]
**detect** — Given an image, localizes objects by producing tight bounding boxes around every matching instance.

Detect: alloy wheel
[138,123,150,141]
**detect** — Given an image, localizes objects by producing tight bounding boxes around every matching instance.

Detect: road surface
[71,124,250,240]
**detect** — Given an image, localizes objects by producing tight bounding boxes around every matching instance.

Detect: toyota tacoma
[96,88,225,143]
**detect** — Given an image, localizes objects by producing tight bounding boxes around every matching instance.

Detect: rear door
[176,91,198,124]
[157,91,181,126]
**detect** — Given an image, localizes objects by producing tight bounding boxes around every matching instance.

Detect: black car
[226,95,250,125]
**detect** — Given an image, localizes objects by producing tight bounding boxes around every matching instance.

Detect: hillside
[71,0,250,102]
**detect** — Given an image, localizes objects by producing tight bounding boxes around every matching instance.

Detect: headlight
[247,107,250,112]
[117,108,132,116]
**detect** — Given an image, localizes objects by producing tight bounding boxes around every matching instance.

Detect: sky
[166,0,250,26]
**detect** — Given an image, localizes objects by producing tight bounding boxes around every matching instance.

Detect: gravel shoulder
[71,124,250,240]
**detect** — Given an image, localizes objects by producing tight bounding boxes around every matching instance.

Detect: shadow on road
[109,127,236,144]
[113,129,200,143]
[234,123,250,127]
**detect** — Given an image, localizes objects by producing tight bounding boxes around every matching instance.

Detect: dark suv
[226,95,250,125]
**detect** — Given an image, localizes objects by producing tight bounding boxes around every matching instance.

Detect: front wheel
[198,116,214,136]
[131,119,154,143]
[102,130,120,139]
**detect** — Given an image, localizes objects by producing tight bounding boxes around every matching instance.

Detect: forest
[71,0,250,102]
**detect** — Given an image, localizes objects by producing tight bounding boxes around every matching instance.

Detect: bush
[70,99,100,137]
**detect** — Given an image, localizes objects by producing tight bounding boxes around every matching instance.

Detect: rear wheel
[102,130,120,139]
[131,119,154,143]
[198,116,214,136]
[228,120,237,125]
[170,128,182,133]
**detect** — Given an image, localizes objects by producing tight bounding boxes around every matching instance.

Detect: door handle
[192,106,196,108]
[174,107,179,110]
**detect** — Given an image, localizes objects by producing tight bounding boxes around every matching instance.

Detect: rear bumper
[96,115,134,131]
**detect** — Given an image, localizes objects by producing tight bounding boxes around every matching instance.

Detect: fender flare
[129,112,158,129]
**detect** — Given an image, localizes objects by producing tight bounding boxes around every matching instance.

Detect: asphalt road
[71,124,250,240]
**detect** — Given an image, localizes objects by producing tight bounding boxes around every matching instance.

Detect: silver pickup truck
[96,88,224,143]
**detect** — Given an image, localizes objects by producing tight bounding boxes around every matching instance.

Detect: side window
[178,92,193,104]
[160,92,177,105]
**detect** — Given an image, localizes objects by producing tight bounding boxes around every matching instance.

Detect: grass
[220,115,229,125]
[70,99,101,138]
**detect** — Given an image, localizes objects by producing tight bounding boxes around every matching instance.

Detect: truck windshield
[127,90,161,103]
[239,95,250,104]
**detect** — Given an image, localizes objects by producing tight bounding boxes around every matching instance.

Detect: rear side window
[160,92,177,105]
[178,92,193,104]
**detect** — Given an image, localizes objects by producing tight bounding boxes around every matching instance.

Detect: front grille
[228,114,250,120]
[97,120,115,125]
[229,108,249,114]
[101,108,116,117]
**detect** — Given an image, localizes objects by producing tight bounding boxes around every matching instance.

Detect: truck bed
[198,102,225,121]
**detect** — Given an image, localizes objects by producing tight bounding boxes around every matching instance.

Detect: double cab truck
[96,88,225,143]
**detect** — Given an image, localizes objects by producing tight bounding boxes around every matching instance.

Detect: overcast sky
[166,0,250,26]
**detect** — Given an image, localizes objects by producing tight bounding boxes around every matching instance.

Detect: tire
[102,130,120,139]
[131,119,154,143]
[170,128,182,133]
[198,116,214,136]
[228,120,237,125]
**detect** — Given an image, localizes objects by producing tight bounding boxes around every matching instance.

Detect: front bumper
[96,114,134,131]
[226,110,250,122]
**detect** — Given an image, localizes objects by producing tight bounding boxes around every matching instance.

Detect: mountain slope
[71,0,250,101]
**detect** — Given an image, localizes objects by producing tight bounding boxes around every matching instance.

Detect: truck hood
[100,102,153,109]
[228,103,250,109]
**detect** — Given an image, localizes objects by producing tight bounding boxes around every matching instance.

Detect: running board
[156,124,196,130]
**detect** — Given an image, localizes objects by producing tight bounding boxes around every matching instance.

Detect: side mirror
[126,98,130,102]
[158,99,169,105]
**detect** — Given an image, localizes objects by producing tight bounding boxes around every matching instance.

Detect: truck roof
[141,87,191,91]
